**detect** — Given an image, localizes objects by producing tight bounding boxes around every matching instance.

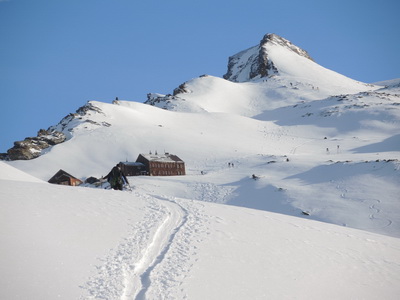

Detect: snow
[2,35,400,299]
[1,173,400,299]
[373,78,400,87]
[139,153,183,163]
[265,42,376,95]
[225,45,259,82]
[0,161,44,183]
[0,179,147,299]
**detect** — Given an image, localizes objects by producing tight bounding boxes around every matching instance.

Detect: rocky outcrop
[49,102,107,133]
[264,33,313,61]
[173,82,191,96]
[3,102,108,161]
[223,33,314,82]
[145,78,195,110]
[5,129,66,160]
[145,93,181,110]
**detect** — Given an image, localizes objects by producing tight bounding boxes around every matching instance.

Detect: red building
[136,153,185,176]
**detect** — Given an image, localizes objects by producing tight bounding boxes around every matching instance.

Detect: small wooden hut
[118,161,147,176]
[48,169,83,186]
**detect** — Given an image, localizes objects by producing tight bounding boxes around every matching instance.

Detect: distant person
[105,164,129,190]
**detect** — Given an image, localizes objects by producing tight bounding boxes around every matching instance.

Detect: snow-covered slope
[6,33,400,238]
[223,33,314,82]
[0,161,43,183]
[2,33,400,299]
[222,33,374,94]
[7,85,400,237]
[144,34,379,116]
[1,174,400,300]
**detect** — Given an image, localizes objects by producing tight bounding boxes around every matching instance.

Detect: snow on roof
[140,153,184,163]
[120,162,145,167]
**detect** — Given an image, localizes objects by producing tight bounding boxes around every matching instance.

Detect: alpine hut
[135,153,185,176]
[48,169,83,186]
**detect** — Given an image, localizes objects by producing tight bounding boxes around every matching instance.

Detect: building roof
[120,161,145,167]
[48,169,82,184]
[139,153,184,163]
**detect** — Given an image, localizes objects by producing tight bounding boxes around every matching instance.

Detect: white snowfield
[2,35,400,299]
[1,170,400,300]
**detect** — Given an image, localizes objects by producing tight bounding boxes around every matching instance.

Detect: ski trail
[80,192,208,300]
[140,196,209,299]
[122,197,187,300]
[80,195,166,300]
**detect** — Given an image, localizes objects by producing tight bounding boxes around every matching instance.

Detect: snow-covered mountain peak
[223,33,313,82]
[3,34,383,161]
[222,32,371,94]
[261,33,314,61]
[2,32,400,300]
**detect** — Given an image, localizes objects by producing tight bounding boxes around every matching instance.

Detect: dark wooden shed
[48,169,83,186]
[118,161,147,176]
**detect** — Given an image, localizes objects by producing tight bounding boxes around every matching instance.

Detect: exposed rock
[146,93,170,105]
[223,33,314,82]
[3,102,108,161]
[173,82,191,96]
[6,129,66,160]
[76,102,104,116]
[49,102,107,133]
[265,33,313,61]
[145,93,181,110]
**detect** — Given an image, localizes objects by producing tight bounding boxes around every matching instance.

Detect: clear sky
[1,0,399,153]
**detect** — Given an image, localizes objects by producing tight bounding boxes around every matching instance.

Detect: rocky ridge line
[223,33,314,82]
[1,102,109,161]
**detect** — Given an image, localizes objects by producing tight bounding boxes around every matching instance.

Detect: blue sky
[1,0,399,153]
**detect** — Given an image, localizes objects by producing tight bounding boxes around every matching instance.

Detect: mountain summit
[223,33,314,82]
[2,32,400,300]
[144,33,375,116]
[2,33,382,160]
[4,32,400,239]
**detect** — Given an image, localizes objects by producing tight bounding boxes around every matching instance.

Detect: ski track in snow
[137,195,209,300]
[81,191,209,300]
[129,197,187,300]
[335,181,393,230]
[80,193,165,299]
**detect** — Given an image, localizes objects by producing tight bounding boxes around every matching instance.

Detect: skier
[105,164,129,190]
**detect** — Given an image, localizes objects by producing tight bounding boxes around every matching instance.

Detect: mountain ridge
[3,33,400,239]
[1,33,394,163]
[223,33,314,82]
[2,33,400,300]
